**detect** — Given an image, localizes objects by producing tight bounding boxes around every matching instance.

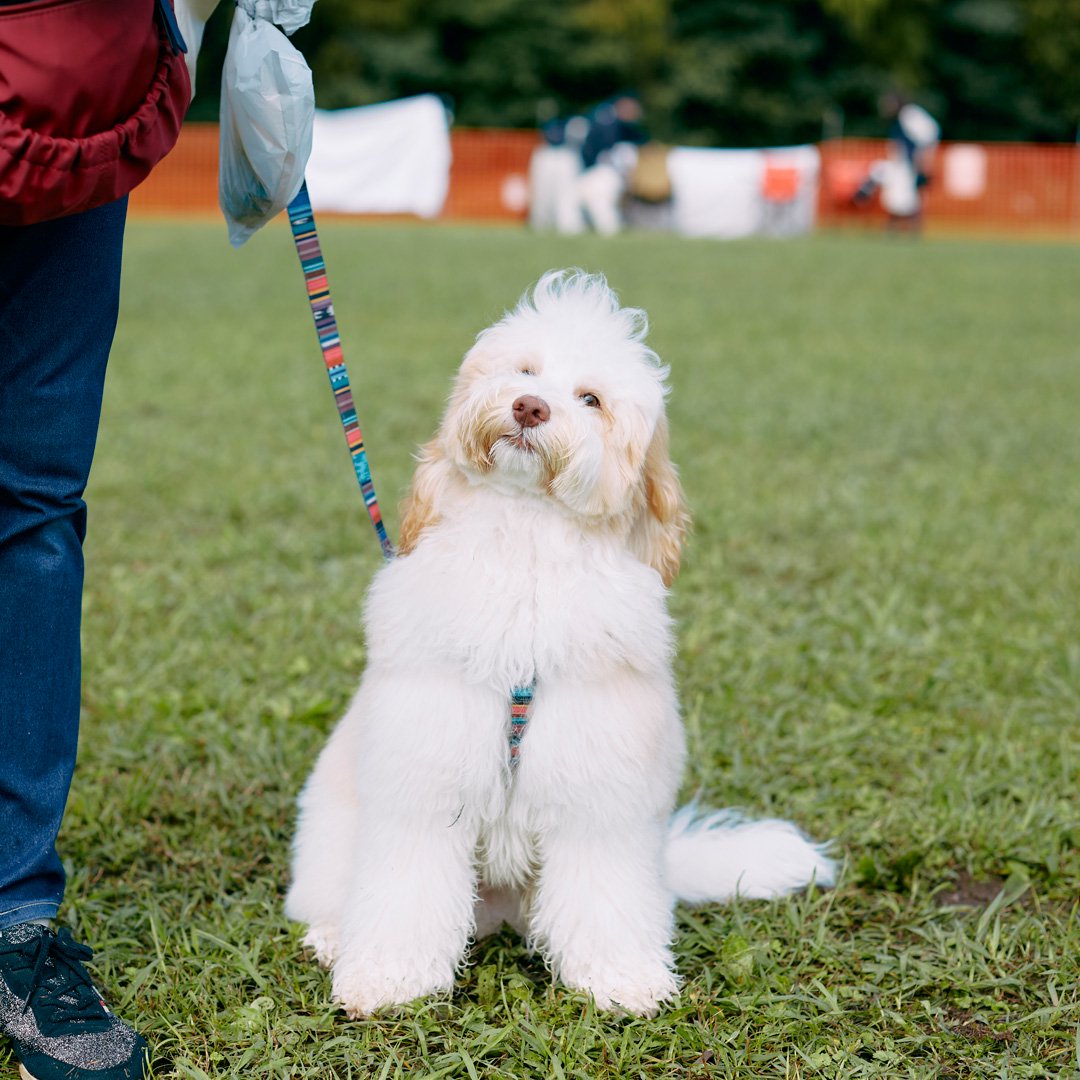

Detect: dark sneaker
[0,923,148,1080]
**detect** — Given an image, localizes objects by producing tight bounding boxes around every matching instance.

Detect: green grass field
[5,223,1077,1079]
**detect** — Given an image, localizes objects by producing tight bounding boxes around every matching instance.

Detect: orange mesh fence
[820,138,1080,235]
[131,122,219,215]
[132,123,1079,237]
[129,122,539,221]
[443,128,538,220]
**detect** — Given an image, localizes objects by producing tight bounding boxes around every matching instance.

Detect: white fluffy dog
[286,270,834,1017]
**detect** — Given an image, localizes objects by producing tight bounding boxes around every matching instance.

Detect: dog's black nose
[513,394,550,428]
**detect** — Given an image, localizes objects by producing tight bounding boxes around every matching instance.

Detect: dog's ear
[398,438,450,555]
[628,416,689,586]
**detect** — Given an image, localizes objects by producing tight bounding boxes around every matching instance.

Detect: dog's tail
[663,805,836,903]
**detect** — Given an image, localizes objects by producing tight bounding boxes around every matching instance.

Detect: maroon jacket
[0,0,191,226]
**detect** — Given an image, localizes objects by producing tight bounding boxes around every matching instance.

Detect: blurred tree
[1017,0,1080,133]
[574,0,672,105]
[185,0,1078,143]
[933,0,1063,140]
[820,0,938,92]
[663,0,863,144]
[292,0,593,127]
[812,0,1079,140]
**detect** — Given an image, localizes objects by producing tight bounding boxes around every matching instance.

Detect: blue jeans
[0,197,128,929]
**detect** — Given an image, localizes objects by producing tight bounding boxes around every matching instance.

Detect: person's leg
[0,196,154,1080]
[0,196,127,930]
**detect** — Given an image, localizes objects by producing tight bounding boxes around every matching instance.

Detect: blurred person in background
[577,93,648,235]
[854,90,940,233]
[579,93,648,171]
[531,93,649,236]
[530,108,590,234]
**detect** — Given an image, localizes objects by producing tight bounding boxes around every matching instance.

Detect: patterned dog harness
[287,183,533,765]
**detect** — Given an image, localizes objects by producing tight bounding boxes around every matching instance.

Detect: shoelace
[3,929,108,1026]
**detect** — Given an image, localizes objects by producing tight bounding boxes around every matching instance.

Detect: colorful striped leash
[287,182,395,561]
[285,181,533,765]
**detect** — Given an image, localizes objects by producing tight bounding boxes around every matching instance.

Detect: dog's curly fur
[286,271,834,1017]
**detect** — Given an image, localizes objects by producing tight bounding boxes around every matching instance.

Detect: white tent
[305,95,452,218]
[665,145,820,238]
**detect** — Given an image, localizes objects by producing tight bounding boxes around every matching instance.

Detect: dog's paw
[560,964,680,1017]
[301,924,340,969]
[332,962,451,1018]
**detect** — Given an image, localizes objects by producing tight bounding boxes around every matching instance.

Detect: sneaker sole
[19,1068,40,1080]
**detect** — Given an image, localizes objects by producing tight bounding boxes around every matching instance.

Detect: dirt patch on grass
[945,1008,1015,1044]
[934,871,1006,908]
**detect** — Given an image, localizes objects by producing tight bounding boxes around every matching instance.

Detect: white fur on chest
[363,488,673,689]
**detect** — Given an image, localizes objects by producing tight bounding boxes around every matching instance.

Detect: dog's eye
[518,367,536,376]
[580,392,601,408]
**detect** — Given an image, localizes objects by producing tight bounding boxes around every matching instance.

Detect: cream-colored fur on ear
[398,439,451,555]
[628,417,690,587]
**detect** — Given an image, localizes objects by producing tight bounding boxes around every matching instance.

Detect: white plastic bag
[218,3,315,247]
[233,0,314,35]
